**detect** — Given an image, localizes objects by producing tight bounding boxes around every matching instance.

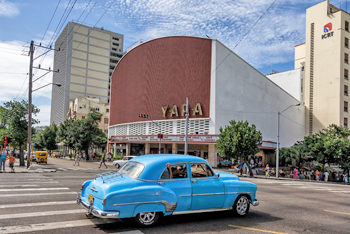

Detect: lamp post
[276,103,300,178]
[27,82,61,168]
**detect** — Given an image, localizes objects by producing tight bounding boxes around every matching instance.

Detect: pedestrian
[99,153,107,169]
[240,162,244,176]
[246,164,250,175]
[294,168,298,179]
[252,164,259,174]
[310,170,314,180]
[8,153,15,172]
[307,171,311,180]
[0,147,7,172]
[73,152,80,166]
[345,174,348,184]
[316,170,320,181]
[83,152,86,161]
[265,164,270,177]
[343,173,346,183]
[324,171,329,182]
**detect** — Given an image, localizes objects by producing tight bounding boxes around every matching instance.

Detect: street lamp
[27,82,61,168]
[276,103,301,178]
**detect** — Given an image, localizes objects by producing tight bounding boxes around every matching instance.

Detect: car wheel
[115,163,120,169]
[135,212,160,226]
[232,195,250,217]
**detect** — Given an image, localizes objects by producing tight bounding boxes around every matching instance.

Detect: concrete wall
[266,69,302,102]
[212,41,305,148]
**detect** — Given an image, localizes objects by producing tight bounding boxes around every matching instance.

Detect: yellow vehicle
[36,151,48,164]
[52,152,61,158]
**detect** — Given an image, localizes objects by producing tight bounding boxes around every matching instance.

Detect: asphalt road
[0,157,349,234]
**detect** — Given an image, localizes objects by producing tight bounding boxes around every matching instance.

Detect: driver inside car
[166,163,186,178]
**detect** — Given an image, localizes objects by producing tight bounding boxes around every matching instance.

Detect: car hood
[86,173,135,199]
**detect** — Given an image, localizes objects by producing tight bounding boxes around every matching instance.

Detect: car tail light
[102,199,106,206]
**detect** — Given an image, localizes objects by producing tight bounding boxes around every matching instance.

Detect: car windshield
[118,161,144,178]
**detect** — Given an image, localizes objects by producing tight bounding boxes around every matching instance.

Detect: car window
[191,163,214,178]
[161,164,187,179]
[118,161,145,178]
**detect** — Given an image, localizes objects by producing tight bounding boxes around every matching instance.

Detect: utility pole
[27,41,34,168]
[185,97,189,155]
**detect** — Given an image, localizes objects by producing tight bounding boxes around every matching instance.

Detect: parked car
[24,151,36,161]
[77,155,259,226]
[113,156,137,169]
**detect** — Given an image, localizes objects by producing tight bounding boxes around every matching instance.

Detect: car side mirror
[217,173,220,178]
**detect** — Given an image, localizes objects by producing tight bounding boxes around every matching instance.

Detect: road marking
[0,201,77,209]
[111,231,144,234]
[0,219,119,233]
[0,185,40,187]
[1,192,76,197]
[0,187,69,192]
[0,182,58,184]
[324,210,350,215]
[0,209,85,219]
[228,225,287,234]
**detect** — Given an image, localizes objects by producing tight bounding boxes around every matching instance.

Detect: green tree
[33,123,58,155]
[217,120,262,177]
[305,124,350,172]
[0,100,39,166]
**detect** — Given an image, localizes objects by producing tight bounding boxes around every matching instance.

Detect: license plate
[88,195,93,202]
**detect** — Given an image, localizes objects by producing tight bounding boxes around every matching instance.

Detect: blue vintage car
[77,154,259,226]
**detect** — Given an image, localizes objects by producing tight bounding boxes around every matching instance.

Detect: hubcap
[236,197,248,215]
[139,212,156,224]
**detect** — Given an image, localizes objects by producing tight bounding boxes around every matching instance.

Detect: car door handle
[158,182,165,185]
[191,180,197,183]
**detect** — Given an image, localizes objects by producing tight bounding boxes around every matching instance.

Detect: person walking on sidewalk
[0,147,7,172]
[99,153,107,169]
[74,152,80,166]
[265,164,270,177]
[8,153,15,172]
[294,168,298,179]
[324,171,329,182]
[316,170,320,181]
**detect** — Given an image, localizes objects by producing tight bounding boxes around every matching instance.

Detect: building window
[106,108,109,113]
[330,8,333,13]
[110,59,118,64]
[346,69,349,80]
[346,53,349,64]
[112,42,119,46]
[345,118,348,128]
[104,130,108,133]
[82,116,85,119]
[346,21,349,32]
[83,105,86,108]
[345,101,348,112]
[112,37,119,41]
[345,85,348,96]
[95,107,100,112]
[112,48,117,51]
[346,38,349,48]
[104,118,108,124]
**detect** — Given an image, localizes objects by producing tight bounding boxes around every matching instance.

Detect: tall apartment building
[293,0,350,135]
[50,22,123,125]
[269,1,350,135]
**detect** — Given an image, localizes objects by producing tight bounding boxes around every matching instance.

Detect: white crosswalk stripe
[0,171,142,234]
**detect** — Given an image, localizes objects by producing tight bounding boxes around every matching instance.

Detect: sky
[0,0,347,126]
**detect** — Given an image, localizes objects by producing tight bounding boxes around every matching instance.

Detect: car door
[158,163,192,211]
[190,163,225,210]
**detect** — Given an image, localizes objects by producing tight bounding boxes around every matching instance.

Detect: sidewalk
[0,160,56,173]
[213,167,350,185]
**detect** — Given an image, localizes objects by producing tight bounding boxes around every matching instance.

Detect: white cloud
[0,0,20,17]
[34,104,51,127]
[107,0,321,69]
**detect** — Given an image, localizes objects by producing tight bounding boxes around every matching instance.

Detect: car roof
[131,154,208,180]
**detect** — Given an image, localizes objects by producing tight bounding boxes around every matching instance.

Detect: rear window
[118,161,145,178]
[39,153,46,156]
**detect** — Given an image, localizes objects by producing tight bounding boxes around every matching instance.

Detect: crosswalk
[0,173,143,234]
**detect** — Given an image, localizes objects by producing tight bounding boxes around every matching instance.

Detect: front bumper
[77,193,120,218]
[251,199,259,206]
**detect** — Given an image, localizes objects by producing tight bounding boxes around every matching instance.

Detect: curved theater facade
[108,36,305,167]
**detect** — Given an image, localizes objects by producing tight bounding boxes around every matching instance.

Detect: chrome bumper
[77,193,120,218]
[251,199,259,206]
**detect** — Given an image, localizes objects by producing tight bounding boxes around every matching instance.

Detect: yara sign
[161,102,203,118]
